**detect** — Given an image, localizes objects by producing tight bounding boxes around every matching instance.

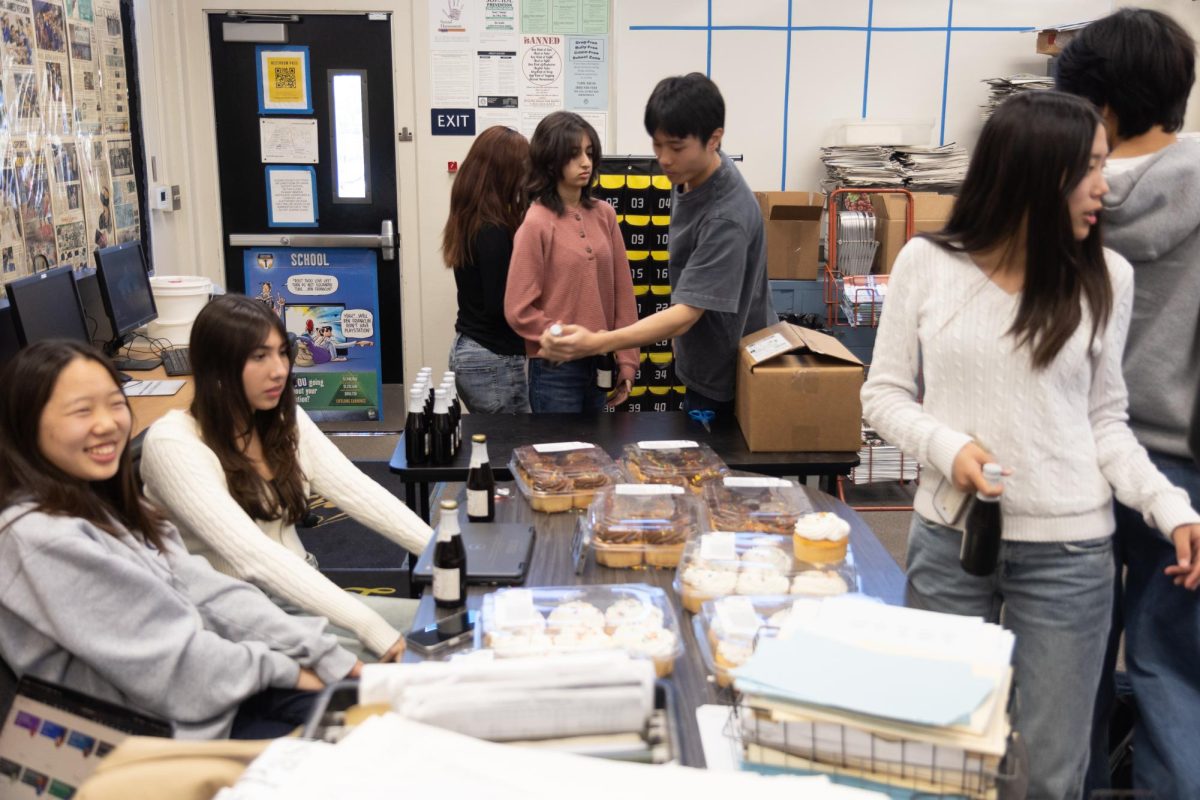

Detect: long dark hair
[527,111,601,216]
[189,294,307,524]
[927,90,1111,369]
[0,340,167,549]
[442,126,531,269]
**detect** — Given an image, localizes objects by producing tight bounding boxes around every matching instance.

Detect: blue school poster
[243,247,383,422]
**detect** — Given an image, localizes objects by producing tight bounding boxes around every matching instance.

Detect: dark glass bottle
[595,352,616,391]
[466,434,496,522]
[432,500,467,611]
[960,463,1004,576]
[431,388,453,465]
[404,386,428,466]
[442,374,461,455]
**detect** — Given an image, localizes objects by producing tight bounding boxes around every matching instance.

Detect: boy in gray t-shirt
[539,72,773,419]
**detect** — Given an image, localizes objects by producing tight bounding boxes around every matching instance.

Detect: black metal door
[208,12,402,381]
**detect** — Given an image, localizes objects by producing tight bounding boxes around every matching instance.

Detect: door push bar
[230,220,397,261]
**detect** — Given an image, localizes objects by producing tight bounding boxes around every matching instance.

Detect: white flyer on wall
[565,35,606,110]
[477,107,520,131]
[481,0,515,38]
[578,110,607,148]
[519,34,564,110]
[260,118,319,164]
[477,46,517,109]
[429,0,474,107]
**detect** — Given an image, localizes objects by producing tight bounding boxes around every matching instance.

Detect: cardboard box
[755,191,825,280]
[871,192,956,274]
[736,322,864,453]
[1036,28,1079,56]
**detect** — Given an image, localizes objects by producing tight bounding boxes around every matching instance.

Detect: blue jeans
[230,688,318,739]
[906,515,1114,800]
[527,357,606,413]
[1087,451,1200,797]
[448,333,530,413]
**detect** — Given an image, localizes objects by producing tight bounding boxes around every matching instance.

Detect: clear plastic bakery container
[692,595,798,688]
[674,531,856,613]
[621,440,729,495]
[479,584,684,677]
[581,483,709,569]
[703,475,814,535]
[510,442,625,513]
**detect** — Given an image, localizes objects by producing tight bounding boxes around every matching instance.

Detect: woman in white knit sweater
[142,294,433,662]
[862,91,1200,799]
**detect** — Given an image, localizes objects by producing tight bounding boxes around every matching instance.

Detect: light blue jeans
[527,357,606,414]
[448,332,530,414]
[906,515,1114,800]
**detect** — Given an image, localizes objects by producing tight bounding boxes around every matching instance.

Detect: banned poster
[519,34,563,110]
[244,247,384,422]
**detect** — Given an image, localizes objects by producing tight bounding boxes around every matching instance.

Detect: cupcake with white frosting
[792,512,850,564]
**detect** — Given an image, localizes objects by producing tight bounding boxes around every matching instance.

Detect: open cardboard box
[735,322,864,452]
[755,191,825,280]
[872,192,956,273]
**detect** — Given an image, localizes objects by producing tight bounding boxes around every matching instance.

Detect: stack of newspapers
[819,146,905,192]
[851,424,919,483]
[733,597,1014,798]
[981,74,1054,118]
[892,143,969,192]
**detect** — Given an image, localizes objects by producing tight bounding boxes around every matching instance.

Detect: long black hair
[927,90,1111,369]
[189,294,308,524]
[527,111,601,216]
[0,340,167,549]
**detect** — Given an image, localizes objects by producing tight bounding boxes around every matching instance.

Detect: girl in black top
[442,126,532,413]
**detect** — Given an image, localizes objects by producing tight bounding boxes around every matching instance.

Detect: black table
[390,412,860,522]
[404,481,905,768]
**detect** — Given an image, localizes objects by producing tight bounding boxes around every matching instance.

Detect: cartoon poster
[244,247,384,422]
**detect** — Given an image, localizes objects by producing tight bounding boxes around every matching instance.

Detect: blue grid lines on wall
[629,0,1034,190]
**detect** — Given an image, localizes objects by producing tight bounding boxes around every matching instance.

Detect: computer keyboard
[161,347,192,376]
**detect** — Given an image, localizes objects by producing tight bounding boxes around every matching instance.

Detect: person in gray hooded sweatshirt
[1056,9,1200,796]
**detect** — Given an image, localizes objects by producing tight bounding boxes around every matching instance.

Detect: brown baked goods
[585,484,706,570]
[704,476,811,534]
[622,441,728,495]
[510,443,622,513]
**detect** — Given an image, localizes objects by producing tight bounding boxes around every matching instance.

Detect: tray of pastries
[693,595,807,688]
[480,584,683,677]
[674,531,856,613]
[621,440,728,495]
[581,483,708,569]
[703,475,814,535]
[510,442,625,513]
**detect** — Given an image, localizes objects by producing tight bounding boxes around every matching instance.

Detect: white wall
[133,0,1200,389]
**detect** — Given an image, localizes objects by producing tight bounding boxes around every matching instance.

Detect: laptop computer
[412,521,535,587]
[0,675,172,798]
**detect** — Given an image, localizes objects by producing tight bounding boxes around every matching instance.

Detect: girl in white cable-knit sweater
[862,91,1200,799]
[142,294,433,662]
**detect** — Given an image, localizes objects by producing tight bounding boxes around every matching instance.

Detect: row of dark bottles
[404,368,462,466]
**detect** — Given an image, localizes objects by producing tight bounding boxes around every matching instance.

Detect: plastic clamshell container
[622,440,729,495]
[674,531,856,614]
[510,442,625,513]
[703,475,814,535]
[693,595,800,688]
[480,584,684,677]
[582,483,709,569]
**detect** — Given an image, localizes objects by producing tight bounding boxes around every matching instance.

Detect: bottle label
[467,489,489,517]
[433,567,461,602]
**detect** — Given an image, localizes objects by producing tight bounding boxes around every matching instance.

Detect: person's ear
[707,128,724,153]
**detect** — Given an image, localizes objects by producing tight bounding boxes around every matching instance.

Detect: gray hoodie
[1103,138,1200,458]
[0,505,357,738]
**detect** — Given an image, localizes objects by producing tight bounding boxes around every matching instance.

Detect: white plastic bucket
[146,275,212,347]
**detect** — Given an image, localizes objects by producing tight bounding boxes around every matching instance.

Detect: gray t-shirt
[669,153,774,401]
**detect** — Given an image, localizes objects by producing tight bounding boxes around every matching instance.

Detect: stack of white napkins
[358,651,656,742]
[215,714,888,800]
[733,596,1014,795]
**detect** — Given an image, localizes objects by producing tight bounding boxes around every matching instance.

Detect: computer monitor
[4,266,90,347]
[94,241,159,370]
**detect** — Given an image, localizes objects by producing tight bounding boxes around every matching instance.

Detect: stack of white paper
[733,597,1014,797]
[893,143,969,191]
[839,275,887,325]
[981,74,1054,119]
[851,425,919,483]
[820,146,906,192]
[359,651,656,742]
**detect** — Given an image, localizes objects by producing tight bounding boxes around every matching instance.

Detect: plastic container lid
[622,440,728,494]
[581,484,709,569]
[703,475,814,535]
[693,594,805,687]
[674,532,856,613]
[479,584,684,674]
[509,442,624,513]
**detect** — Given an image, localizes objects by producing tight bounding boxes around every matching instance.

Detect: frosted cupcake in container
[792,512,850,564]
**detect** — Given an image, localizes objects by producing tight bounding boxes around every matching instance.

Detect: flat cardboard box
[736,322,864,453]
[871,192,956,274]
[755,191,825,280]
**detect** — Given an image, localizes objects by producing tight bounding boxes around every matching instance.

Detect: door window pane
[330,70,370,202]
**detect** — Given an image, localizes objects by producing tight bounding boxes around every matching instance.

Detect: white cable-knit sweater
[140,407,433,655]
[862,237,1200,542]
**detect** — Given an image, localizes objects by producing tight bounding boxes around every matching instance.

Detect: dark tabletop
[389,412,860,481]
[404,479,906,768]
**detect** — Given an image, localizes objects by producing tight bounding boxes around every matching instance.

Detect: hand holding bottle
[951,441,1009,496]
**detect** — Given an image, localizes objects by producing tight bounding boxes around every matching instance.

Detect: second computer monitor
[4,266,90,346]
[94,241,157,341]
